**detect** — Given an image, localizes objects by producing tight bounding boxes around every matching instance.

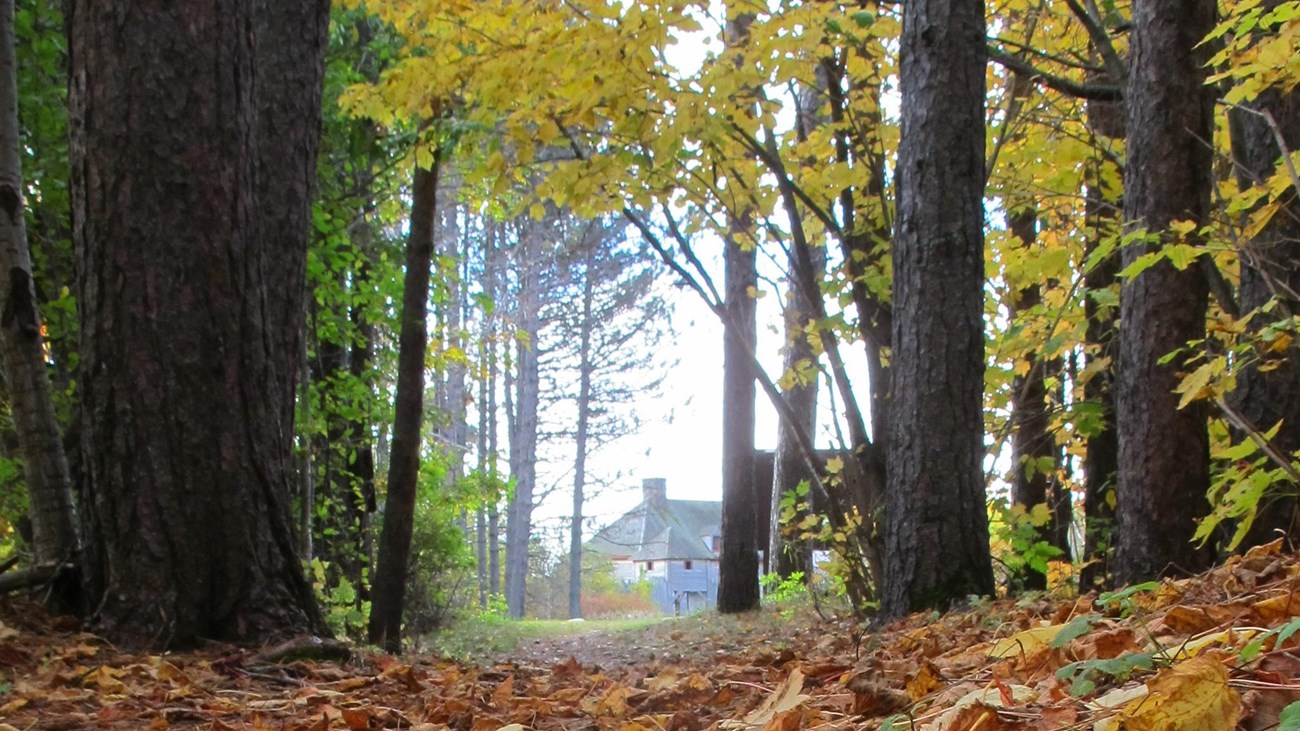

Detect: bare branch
[988,46,1123,101]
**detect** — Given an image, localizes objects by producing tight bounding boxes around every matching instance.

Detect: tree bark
[716,7,761,615]
[368,159,440,652]
[0,0,79,577]
[882,0,994,617]
[70,0,329,648]
[1113,0,1216,585]
[1227,78,1300,548]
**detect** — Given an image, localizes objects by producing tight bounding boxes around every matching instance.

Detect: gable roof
[588,496,721,561]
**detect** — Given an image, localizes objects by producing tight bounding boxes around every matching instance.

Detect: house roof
[588,496,721,561]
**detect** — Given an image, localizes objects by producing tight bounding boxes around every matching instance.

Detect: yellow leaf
[1176,360,1221,410]
[988,623,1069,659]
[1121,656,1240,731]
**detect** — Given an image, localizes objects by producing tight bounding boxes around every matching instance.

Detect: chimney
[642,477,667,507]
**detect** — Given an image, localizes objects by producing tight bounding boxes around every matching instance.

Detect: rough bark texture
[368,161,439,652]
[883,0,994,618]
[0,0,78,571]
[69,0,329,648]
[1227,82,1300,548]
[1113,0,1216,585]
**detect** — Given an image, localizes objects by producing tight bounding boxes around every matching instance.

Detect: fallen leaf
[989,624,1068,659]
[1121,656,1240,731]
[905,661,942,701]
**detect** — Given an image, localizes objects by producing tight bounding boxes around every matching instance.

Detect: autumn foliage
[2,541,1299,730]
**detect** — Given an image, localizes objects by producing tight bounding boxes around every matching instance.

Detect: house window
[684,560,694,570]
[646,561,655,571]
[711,535,721,552]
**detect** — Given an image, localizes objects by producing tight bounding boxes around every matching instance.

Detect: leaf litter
[2,541,1300,730]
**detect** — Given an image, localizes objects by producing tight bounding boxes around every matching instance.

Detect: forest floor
[3,542,1300,731]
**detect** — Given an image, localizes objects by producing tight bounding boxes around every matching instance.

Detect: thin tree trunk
[368,158,440,652]
[769,240,824,580]
[568,239,596,618]
[717,8,761,615]
[505,222,541,619]
[0,0,79,577]
[882,0,994,617]
[1006,207,1063,591]
[1113,0,1216,585]
[345,245,378,600]
[1080,144,1121,591]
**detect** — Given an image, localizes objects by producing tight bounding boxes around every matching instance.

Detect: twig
[1215,395,1300,485]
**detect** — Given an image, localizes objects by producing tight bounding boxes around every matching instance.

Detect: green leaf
[1280,700,1300,731]
[1118,251,1164,281]
[850,11,874,28]
[1050,615,1099,649]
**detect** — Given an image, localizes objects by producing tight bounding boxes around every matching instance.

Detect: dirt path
[499,607,850,672]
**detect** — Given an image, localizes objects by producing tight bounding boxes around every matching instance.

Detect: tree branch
[1061,0,1127,84]
[988,46,1123,101]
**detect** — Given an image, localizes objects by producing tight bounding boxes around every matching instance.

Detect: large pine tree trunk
[69,0,329,648]
[1113,0,1216,585]
[883,0,994,617]
[368,160,439,652]
[0,0,79,576]
[1227,80,1300,548]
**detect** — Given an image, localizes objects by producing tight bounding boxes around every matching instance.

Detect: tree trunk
[1006,207,1065,591]
[1113,0,1216,585]
[505,222,541,619]
[1227,79,1300,548]
[70,0,329,648]
[368,159,440,652]
[716,8,760,615]
[568,241,596,618]
[769,238,824,580]
[1080,143,1121,591]
[0,0,79,577]
[882,0,994,617]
